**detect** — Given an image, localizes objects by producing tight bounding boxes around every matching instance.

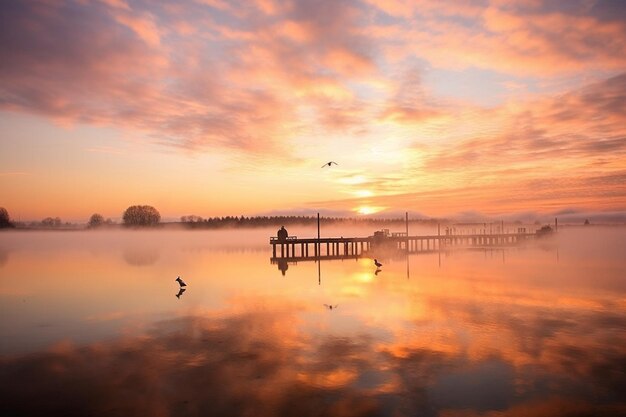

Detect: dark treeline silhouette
[88,213,115,228]
[123,205,160,227]
[179,215,442,229]
[41,217,63,227]
[0,207,15,228]
[12,217,77,229]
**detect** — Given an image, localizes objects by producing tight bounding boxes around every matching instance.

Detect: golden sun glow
[355,205,385,215]
[353,190,374,198]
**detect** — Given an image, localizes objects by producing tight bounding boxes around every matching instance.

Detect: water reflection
[0,247,7,267]
[122,246,160,266]
[276,258,289,276]
[175,287,186,299]
[0,227,625,416]
[0,305,624,417]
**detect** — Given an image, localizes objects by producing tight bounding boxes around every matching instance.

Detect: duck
[374,259,382,268]
[175,276,187,287]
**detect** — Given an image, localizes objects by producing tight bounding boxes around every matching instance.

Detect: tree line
[178,214,440,228]
[1,205,441,230]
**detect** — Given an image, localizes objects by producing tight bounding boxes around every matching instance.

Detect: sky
[1,0,625,222]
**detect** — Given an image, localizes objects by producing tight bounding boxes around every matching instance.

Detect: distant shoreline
[2,220,625,231]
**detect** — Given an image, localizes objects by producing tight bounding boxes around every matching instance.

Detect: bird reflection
[323,304,338,310]
[375,268,381,276]
[175,288,186,299]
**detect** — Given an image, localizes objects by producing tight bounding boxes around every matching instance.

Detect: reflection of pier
[270,232,538,262]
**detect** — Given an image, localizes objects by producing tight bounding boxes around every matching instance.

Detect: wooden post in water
[555,217,558,232]
[317,212,320,255]
[405,212,409,235]
[405,212,409,251]
[438,222,440,249]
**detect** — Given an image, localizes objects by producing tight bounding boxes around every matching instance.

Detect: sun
[355,205,384,215]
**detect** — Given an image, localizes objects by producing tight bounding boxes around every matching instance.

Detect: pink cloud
[112,11,162,47]
[0,0,306,156]
[97,0,130,11]
[366,1,626,76]
[1,0,625,168]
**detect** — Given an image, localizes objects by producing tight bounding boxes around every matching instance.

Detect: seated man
[277,225,288,241]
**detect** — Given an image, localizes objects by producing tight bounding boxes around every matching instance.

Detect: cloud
[0,1,167,121]
[366,0,626,76]
[3,0,625,157]
[422,72,626,171]
[0,0,389,158]
[1,0,625,218]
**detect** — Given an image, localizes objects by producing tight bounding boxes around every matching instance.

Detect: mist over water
[0,226,625,416]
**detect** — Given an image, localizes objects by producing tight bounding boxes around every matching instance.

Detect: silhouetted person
[277,226,288,241]
[176,288,186,299]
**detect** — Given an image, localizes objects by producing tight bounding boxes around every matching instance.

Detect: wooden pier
[270,230,538,262]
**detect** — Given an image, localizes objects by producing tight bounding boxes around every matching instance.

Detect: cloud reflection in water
[0,304,624,417]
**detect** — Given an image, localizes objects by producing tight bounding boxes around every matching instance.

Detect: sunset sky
[1,0,625,222]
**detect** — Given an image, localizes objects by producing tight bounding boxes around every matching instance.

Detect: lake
[1,226,625,417]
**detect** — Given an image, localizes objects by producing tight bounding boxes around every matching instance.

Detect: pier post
[438,223,441,248]
[405,212,409,251]
[317,212,320,257]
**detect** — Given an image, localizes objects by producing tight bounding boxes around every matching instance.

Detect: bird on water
[176,276,187,287]
[374,259,382,268]
[321,161,338,168]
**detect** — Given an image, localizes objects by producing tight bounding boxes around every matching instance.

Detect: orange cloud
[1,0,626,218]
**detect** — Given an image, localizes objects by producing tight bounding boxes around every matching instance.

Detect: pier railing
[269,231,539,261]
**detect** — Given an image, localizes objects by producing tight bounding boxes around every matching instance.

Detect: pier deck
[270,232,538,261]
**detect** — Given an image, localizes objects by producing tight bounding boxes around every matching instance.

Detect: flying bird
[324,304,338,310]
[374,259,382,268]
[321,161,338,168]
[175,276,187,287]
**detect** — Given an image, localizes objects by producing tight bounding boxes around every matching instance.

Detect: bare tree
[123,205,161,227]
[88,213,105,228]
[0,207,14,228]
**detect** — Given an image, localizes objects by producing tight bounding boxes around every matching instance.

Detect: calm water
[0,226,625,417]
